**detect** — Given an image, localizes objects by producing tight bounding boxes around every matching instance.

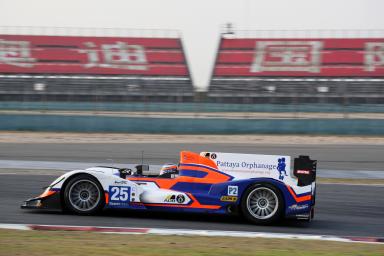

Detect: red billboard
[213,38,384,77]
[0,35,190,76]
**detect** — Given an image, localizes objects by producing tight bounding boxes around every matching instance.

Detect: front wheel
[241,184,283,224]
[63,174,105,214]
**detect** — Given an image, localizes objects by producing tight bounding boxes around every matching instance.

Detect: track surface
[0,143,383,237]
[1,143,384,170]
[0,174,383,237]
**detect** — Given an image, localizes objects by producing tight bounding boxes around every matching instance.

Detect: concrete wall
[1,114,383,135]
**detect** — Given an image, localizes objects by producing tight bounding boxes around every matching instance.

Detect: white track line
[0,223,382,245]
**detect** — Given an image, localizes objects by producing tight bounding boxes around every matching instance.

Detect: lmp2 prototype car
[22,151,317,224]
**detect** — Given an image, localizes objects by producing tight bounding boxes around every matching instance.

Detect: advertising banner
[0,35,189,76]
[214,38,384,77]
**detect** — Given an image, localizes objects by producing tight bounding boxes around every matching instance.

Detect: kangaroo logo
[277,158,288,180]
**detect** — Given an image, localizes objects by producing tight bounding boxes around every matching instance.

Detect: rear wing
[293,156,317,186]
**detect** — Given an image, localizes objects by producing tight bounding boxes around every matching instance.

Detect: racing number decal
[228,186,238,196]
[109,186,131,202]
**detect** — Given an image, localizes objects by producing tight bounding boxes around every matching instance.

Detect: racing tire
[63,174,105,215]
[241,183,283,225]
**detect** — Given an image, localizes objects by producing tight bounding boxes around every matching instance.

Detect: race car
[22,151,317,224]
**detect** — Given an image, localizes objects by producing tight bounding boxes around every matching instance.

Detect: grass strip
[0,229,383,256]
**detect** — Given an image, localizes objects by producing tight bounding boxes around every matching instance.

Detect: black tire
[63,174,105,215]
[241,183,283,225]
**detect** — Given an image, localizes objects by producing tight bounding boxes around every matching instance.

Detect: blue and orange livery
[22,151,317,224]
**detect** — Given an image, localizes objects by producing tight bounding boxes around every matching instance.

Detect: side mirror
[118,168,132,179]
[135,165,149,176]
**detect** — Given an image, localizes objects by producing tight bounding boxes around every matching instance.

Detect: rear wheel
[63,174,105,214]
[241,184,283,224]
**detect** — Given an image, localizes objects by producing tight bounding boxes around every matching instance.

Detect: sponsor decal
[220,196,238,202]
[216,161,277,171]
[277,157,288,180]
[176,194,185,204]
[228,185,238,196]
[211,153,217,159]
[289,204,309,211]
[114,180,128,185]
[296,169,310,175]
[164,195,176,203]
[164,194,186,204]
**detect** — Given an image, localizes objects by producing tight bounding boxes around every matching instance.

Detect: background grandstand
[0,27,383,133]
[0,27,194,102]
[1,27,384,105]
[209,29,384,104]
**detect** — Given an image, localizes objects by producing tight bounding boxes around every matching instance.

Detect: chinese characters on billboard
[214,38,384,77]
[0,35,189,76]
[1,35,383,78]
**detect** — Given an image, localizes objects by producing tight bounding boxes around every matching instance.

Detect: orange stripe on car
[286,186,312,202]
[105,192,109,204]
[129,175,229,189]
[38,189,56,198]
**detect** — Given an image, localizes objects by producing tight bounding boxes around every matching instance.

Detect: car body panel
[22,151,316,220]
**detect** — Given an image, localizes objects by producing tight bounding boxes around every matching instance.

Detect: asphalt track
[1,143,384,170]
[1,174,383,237]
[0,143,383,237]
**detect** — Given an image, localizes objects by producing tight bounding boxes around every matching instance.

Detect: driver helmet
[160,163,178,176]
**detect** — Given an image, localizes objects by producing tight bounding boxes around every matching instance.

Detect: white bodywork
[46,167,190,205]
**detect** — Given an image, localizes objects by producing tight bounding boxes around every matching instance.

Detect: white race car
[22,151,317,224]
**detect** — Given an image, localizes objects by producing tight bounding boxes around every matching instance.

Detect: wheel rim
[68,179,100,212]
[246,187,278,220]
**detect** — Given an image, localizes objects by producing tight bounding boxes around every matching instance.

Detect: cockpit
[118,163,179,179]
